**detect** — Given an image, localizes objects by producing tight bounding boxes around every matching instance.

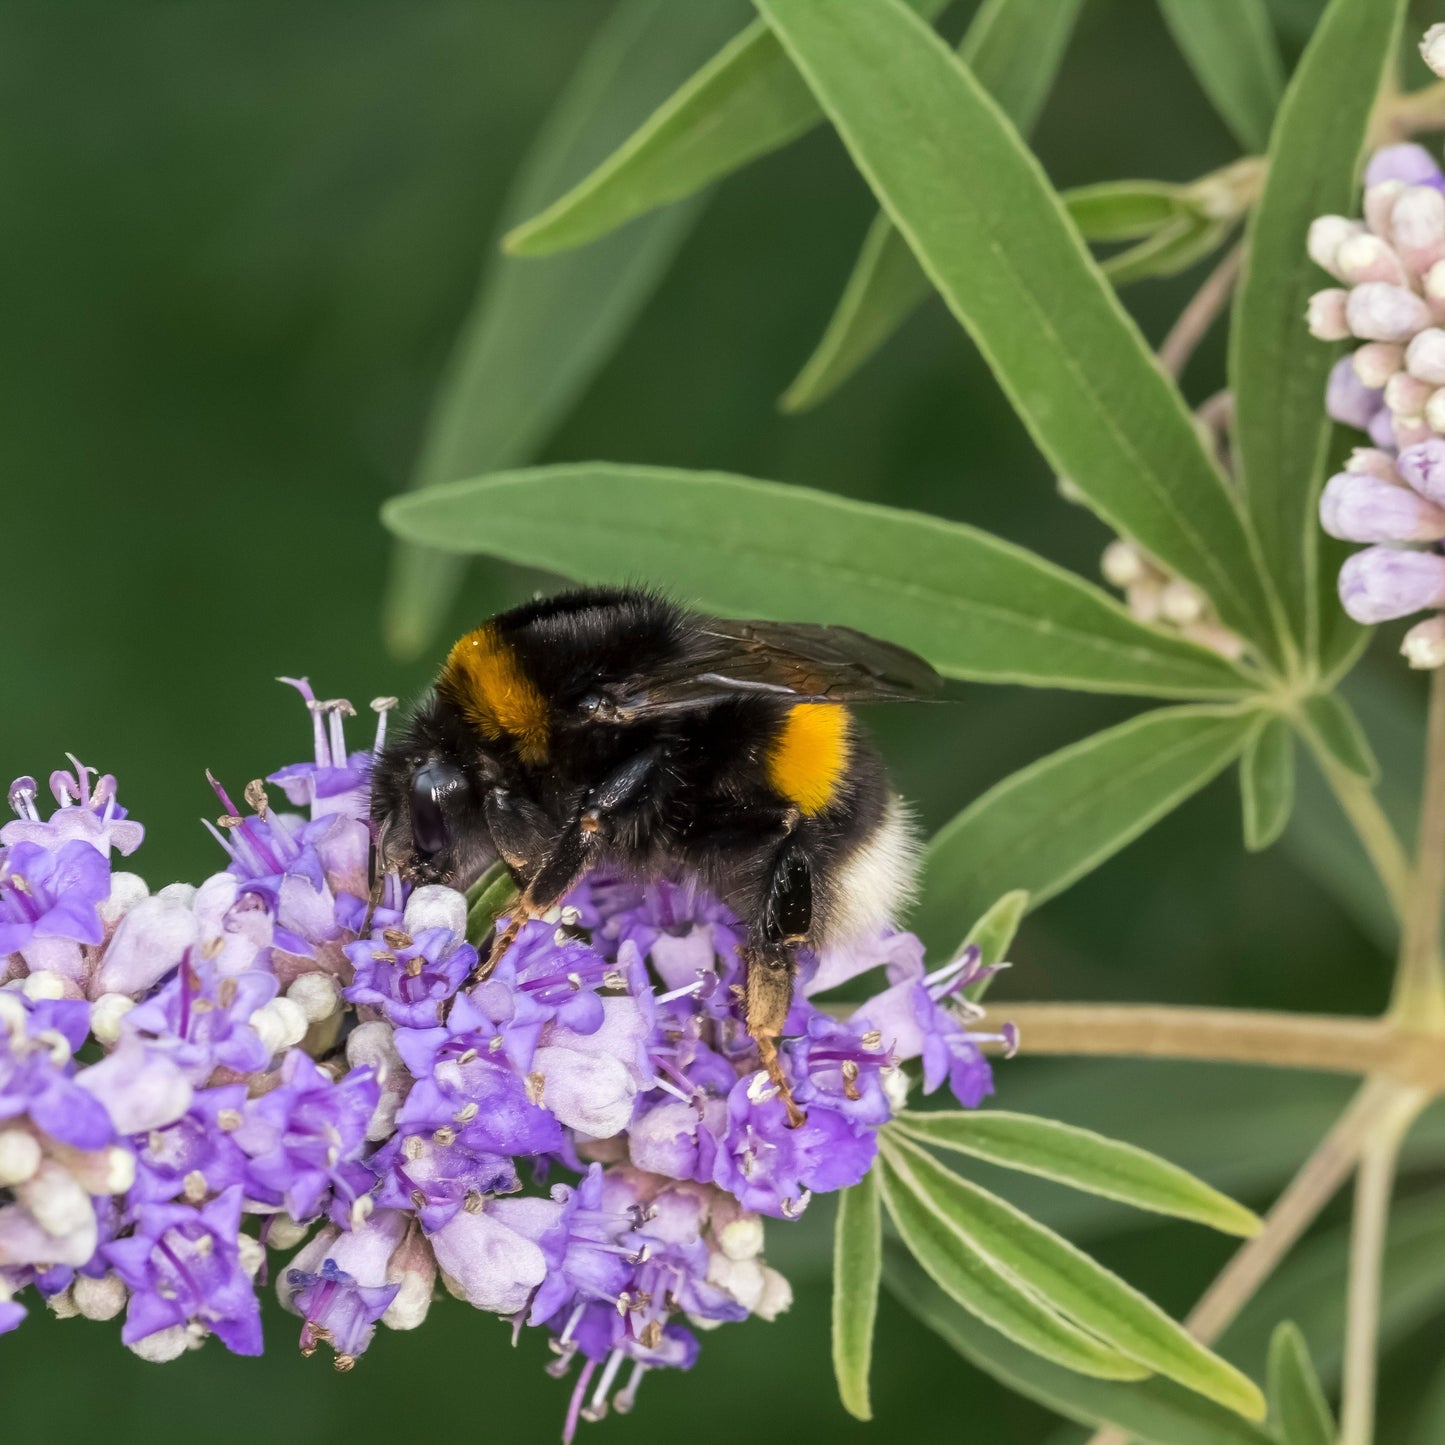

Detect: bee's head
[370,704,499,891]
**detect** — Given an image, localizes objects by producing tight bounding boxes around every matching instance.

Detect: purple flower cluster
[0,690,1010,1435]
[1308,125,1445,667]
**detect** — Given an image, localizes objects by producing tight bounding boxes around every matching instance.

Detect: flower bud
[1392,185,1445,277]
[1386,371,1434,417]
[1403,614,1445,668]
[1428,388,1445,436]
[1338,546,1445,623]
[1394,439,1445,506]
[250,997,308,1057]
[1346,283,1432,342]
[1364,181,1405,241]
[0,1129,41,1188]
[127,1323,195,1362]
[72,1272,127,1321]
[382,1222,437,1331]
[265,1214,312,1251]
[1308,215,1365,277]
[1306,289,1351,340]
[402,884,467,940]
[1423,22,1445,79]
[286,971,340,1024]
[22,972,69,1002]
[1337,233,1408,287]
[1353,342,1404,389]
[1159,580,1206,626]
[1100,539,1148,588]
[98,872,148,930]
[94,895,199,999]
[1365,144,1444,190]
[1408,328,1445,384]
[89,992,135,1046]
[18,1159,93,1238]
[1346,447,1404,482]
[1320,471,1445,543]
[755,1265,793,1322]
[1370,410,1402,450]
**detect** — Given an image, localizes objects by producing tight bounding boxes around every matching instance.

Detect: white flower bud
[716,1213,765,1263]
[382,1226,437,1332]
[47,1288,79,1319]
[0,1129,41,1187]
[403,884,467,940]
[1422,22,1445,79]
[1397,414,1434,448]
[882,1066,912,1114]
[1159,580,1206,626]
[1427,388,1445,436]
[1308,215,1365,277]
[347,1019,402,1078]
[705,1252,765,1313]
[237,1234,266,1279]
[89,992,135,1046]
[1306,288,1351,340]
[1346,282,1432,342]
[1386,371,1434,417]
[127,1324,194,1363]
[1125,577,1165,624]
[99,872,149,929]
[250,997,308,1057]
[22,971,68,1002]
[755,1265,794,1322]
[1100,539,1147,588]
[1403,615,1445,668]
[155,882,197,907]
[72,1272,127,1321]
[1427,260,1445,305]
[18,1160,94,1238]
[94,895,199,999]
[265,1214,312,1251]
[1354,341,1405,388]
[1337,233,1408,287]
[1345,447,1403,482]
[1392,186,1445,278]
[1364,181,1405,242]
[286,971,340,1024]
[1407,328,1445,385]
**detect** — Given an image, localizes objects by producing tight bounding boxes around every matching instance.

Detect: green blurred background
[4,0,1438,1439]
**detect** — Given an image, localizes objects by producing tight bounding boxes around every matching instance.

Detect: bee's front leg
[743,842,813,1130]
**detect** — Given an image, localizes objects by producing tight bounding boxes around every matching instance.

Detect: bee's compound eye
[409,760,466,856]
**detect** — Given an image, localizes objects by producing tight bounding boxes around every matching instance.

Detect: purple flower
[1364,143,1445,190]
[128,1085,249,1205]
[123,959,276,1082]
[368,1132,519,1232]
[0,997,115,1151]
[0,839,112,961]
[229,1052,378,1223]
[344,924,476,1030]
[103,1186,262,1355]
[287,1259,399,1368]
[2,762,144,858]
[1339,545,1445,623]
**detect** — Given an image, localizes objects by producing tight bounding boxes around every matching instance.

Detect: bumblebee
[371,586,940,1125]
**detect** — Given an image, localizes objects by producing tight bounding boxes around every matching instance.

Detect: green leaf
[782,0,1083,413]
[1157,0,1283,154]
[886,1251,1278,1445]
[1066,180,1191,242]
[381,0,747,659]
[913,705,1257,956]
[1240,714,1295,850]
[894,1111,1263,1238]
[756,0,1280,660]
[882,1134,1267,1418]
[1100,212,1235,288]
[1267,1324,1336,1445]
[1230,0,1406,652]
[1301,692,1379,782]
[383,465,1253,699]
[465,863,519,948]
[502,0,947,256]
[958,888,1030,1002]
[876,1146,1152,1381]
[832,1172,883,1420]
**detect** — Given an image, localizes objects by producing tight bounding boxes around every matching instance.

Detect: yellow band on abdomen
[766,704,850,815]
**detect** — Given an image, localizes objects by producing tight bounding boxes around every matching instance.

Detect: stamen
[581,1347,626,1422]
[647,1075,694,1105]
[370,697,398,755]
[613,1360,647,1415]
[7,777,38,822]
[243,780,270,818]
[780,1190,812,1220]
[655,971,717,1006]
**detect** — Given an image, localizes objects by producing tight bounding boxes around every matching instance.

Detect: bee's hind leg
[743,843,814,1130]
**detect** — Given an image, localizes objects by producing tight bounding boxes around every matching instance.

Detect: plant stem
[1159,243,1243,379]
[1339,1086,1426,1445]
[1311,742,1412,924]
[1394,667,1445,1026]
[1086,1080,1393,1445]
[988,1002,1445,1086]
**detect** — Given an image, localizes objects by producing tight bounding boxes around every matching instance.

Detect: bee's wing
[601,617,941,721]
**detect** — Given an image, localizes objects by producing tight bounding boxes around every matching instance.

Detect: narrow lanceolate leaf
[1267,1324,1336,1445]
[465,862,519,948]
[832,1173,883,1420]
[1157,0,1283,154]
[503,0,947,255]
[1101,213,1235,289]
[958,888,1029,1002]
[1230,0,1406,653]
[894,1112,1263,1238]
[381,0,746,659]
[782,0,1083,412]
[1240,715,1295,851]
[877,1149,1151,1380]
[757,0,1280,661]
[886,1251,1278,1445]
[1301,692,1378,783]
[913,706,1257,956]
[383,465,1253,698]
[882,1134,1267,1418]
[1066,181,1191,242]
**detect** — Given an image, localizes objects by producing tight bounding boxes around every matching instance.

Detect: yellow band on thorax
[766,703,850,815]
[442,624,550,765]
